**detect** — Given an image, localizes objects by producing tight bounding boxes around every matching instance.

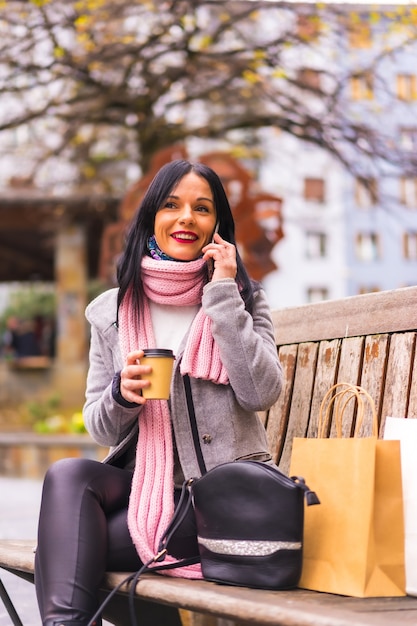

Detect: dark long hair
[117,159,254,320]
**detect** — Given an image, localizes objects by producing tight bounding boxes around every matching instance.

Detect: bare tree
[1,0,416,192]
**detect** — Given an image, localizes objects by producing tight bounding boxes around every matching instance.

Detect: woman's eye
[195,205,209,213]
[164,201,177,209]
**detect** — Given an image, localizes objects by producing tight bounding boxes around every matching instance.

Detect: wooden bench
[1,285,417,626]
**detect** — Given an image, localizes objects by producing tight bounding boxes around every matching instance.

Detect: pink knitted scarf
[118,255,228,578]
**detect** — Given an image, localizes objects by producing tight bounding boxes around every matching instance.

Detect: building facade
[253,5,417,309]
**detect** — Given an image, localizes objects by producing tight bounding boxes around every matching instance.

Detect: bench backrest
[264,285,417,474]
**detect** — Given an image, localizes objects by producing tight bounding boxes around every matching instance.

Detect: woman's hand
[119,350,151,404]
[202,233,237,281]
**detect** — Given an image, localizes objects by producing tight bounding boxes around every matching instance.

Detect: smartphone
[208,223,219,279]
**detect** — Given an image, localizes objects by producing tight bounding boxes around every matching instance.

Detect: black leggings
[34,457,197,625]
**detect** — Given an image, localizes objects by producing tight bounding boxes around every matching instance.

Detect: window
[297,14,322,41]
[400,128,417,152]
[348,22,372,49]
[306,232,327,258]
[397,74,417,101]
[400,178,417,208]
[304,178,325,202]
[403,232,417,260]
[355,178,378,208]
[350,73,373,100]
[355,233,379,261]
[298,68,321,90]
[307,287,329,303]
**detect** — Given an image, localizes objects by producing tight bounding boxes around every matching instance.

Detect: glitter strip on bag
[198,537,302,556]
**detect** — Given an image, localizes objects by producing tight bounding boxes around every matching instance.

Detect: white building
[257,5,417,309]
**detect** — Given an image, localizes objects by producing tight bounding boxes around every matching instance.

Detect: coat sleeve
[202,279,282,412]
[82,308,141,448]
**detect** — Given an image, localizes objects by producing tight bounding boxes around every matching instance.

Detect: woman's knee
[42,458,132,511]
[42,458,107,502]
[44,457,101,485]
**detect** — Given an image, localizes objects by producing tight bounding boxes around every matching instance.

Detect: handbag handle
[318,383,378,438]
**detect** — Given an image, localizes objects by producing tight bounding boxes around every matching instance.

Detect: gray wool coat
[83,278,282,480]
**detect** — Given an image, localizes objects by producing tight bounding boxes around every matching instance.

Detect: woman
[34,159,282,626]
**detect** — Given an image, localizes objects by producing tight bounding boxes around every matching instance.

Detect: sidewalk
[0,476,42,626]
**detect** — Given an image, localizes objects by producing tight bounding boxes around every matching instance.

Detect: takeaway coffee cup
[141,349,175,400]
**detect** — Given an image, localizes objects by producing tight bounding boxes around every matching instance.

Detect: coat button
[202,434,212,444]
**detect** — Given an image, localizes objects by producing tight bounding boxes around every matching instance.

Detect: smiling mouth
[171,232,198,242]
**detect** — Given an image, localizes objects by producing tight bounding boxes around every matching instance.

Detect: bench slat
[272,286,417,344]
[307,339,340,438]
[409,348,417,418]
[265,344,297,464]
[278,342,318,474]
[381,332,416,429]
[357,335,389,436]
[103,572,417,626]
[0,541,35,574]
[334,337,364,436]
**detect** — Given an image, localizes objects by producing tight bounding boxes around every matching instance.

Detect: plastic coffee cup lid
[143,349,174,358]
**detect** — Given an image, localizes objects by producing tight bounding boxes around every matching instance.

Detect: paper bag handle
[318,383,378,438]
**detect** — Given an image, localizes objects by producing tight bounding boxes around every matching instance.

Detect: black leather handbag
[190,459,319,590]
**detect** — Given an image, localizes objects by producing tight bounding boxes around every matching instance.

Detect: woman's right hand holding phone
[202,233,237,281]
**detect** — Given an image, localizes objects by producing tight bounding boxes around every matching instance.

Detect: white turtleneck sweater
[149,301,199,357]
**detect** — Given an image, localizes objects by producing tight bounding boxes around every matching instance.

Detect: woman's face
[154,172,217,261]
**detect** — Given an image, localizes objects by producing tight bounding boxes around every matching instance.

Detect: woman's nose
[178,205,194,223]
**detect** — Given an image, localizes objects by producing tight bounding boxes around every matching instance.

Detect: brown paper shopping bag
[290,383,405,597]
